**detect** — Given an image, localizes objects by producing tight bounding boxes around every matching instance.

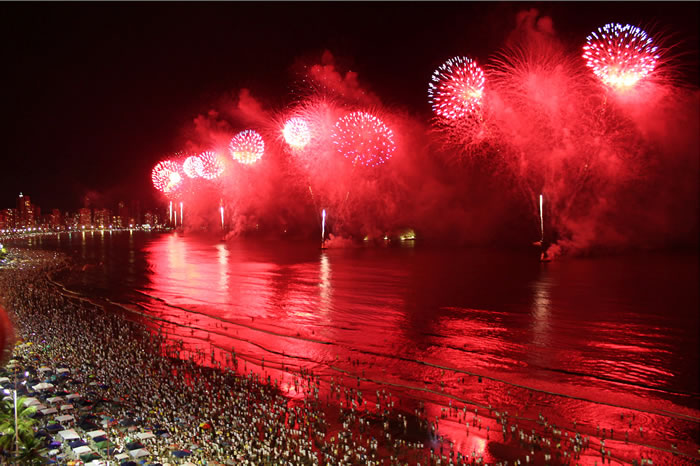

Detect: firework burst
[583,23,660,91]
[332,111,395,167]
[151,160,183,193]
[429,57,485,119]
[283,117,312,150]
[229,130,265,164]
[183,154,204,178]
[195,151,224,180]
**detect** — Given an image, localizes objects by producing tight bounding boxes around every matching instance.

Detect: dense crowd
[0,247,696,465]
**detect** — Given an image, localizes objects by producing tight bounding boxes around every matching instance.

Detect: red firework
[195,151,224,180]
[183,155,204,178]
[283,117,312,150]
[332,111,395,167]
[229,130,265,165]
[429,56,485,119]
[583,23,660,91]
[151,160,183,193]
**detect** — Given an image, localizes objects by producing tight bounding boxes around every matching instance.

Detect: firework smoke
[152,17,697,255]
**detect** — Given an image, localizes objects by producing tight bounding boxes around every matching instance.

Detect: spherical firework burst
[428,56,485,119]
[282,117,312,150]
[583,23,659,91]
[195,151,224,180]
[151,160,183,193]
[183,155,204,178]
[229,130,265,164]
[332,111,395,167]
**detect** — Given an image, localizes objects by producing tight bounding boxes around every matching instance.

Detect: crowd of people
[0,247,695,465]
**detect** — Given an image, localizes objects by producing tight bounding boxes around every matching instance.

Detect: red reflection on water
[132,234,699,463]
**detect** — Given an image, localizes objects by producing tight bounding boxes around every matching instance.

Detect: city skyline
[0,191,163,230]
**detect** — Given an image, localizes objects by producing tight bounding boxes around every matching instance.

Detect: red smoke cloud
[156,13,698,255]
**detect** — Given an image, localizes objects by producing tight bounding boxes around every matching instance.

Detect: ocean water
[17,230,700,460]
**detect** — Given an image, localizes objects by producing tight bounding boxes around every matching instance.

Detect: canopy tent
[114,453,130,461]
[68,439,88,449]
[32,382,54,391]
[129,448,151,458]
[125,441,144,451]
[80,452,102,462]
[57,429,80,441]
[135,432,155,440]
[73,445,92,455]
[23,397,41,407]
[56,368,70,374]
[60,404,74,411]
[41,407,58,415]
[46,423,64,432]
[47,396,65,404]
[95,439,114,450]
[87,429,107,439]
[56,414,75,423]
[66,393,80,400]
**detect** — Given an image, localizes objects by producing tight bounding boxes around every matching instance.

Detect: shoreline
[0,246,698,464]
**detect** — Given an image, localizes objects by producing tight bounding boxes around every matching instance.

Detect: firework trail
[487,35,610,241]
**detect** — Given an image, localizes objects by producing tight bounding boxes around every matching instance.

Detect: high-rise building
[118,201,129,228]
[78,208,92,227]
[50,209,62,227]
[93,208,112,227]
[131,200,141,226]
[0,209,16,229]
[17,192,35,227]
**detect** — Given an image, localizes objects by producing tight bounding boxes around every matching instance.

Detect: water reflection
[530,265,553,351]
[319,252,332,314]
[215,243,229,291]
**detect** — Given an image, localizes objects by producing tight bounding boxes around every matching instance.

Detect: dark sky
[1,2,697,212]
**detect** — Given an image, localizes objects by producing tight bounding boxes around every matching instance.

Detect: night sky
[1,2,698,211]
